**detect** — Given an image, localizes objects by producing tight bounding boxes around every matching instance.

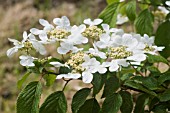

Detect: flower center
[144,44,155,52]
[107,46,132,59]
[82,26,103,40]
[66,52,85,73]
[48,28,70,39]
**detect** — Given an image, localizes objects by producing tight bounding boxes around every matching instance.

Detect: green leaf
[134,94,149,113]
[43,74,56,86]
[17,81,42,113]
[146,66,160,74]
[17,72,31,89]
[77,98,100,113]
[147,54,168,64]
[119,91,133,113]
[152,103,169,113]
[124,80,157,96]
[59,66,72,74]
[125,0,136,21]
[101,93,122,113]
[99,2,119,27]
[135,9,154,36]
[40,91,67,113]
[92,73,106,96]
[72,88,91,113]
[155,20,170,58]
[159,89,170,102]
[158,71,170,84]
[102,75,120,98]
[106,0,119,4]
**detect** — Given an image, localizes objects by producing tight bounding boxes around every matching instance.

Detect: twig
[62,79,72,91]
[129,62,144,76]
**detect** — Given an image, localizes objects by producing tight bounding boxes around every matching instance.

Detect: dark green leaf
[102,93,122,113]
[155,20,170,58]
[147,54,168,64]
[92,73,106,96]
[124,80,157,96]
[99,2,119,27]
[126,0,136,21]
[159,89,170,102]
[135,9,154,36]
[102,75,120,98]
[119,91,133,113]
[17,72,31,89]
[146,66,160,74]
[158,71,170,84]
[152,103,168,113]
[17,81,42,113]
[134,94,149,113]
[72,88,91,113]
[40,91,67,113]
[43,74,56,86]
[59,66,72,74]
[77,98,100,113]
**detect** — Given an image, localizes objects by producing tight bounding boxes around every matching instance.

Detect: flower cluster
[7,16,164,83]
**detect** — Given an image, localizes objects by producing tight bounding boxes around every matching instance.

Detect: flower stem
[62,79,72,91]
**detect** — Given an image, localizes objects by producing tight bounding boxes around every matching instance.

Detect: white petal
[82,71,93,83]
[57,47,69,54]
[6,47,18,57]
[84,18,92,25]
[50,62,64,67]
[166,1,170,6]
[39,19,50,26]
[109,61,119,72]
[23,31,28,41]
[19,55,35,67]
[30,28,41,35]
[127,54,146,62]
[31,41,47,55]
[67,73,81,79]
[98,66,107,74]
[117,59,129,67]
[56,74,65,79]
[93,19,103,25]
[101,24,109,32]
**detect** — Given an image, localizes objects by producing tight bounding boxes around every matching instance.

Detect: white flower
[65,25,88,45]
[84,18,103,26]
[87,43,106,59]
[27,33,47,55]
[158,6,169,14]
[166,1,170,6]
[39,19,54,31]
[97,62,107,74]
[50,62,69,68]
[56,73,81,79]
[57,42,83,54]
[96,33,113,48]
[7,31,28,57]
[105,59,128,72]
[141,34,154,46]
[102,24,122,34]
[19,55,35,67]
[53,16,71,30]
[116,14,128,25]
[82,71,93,83]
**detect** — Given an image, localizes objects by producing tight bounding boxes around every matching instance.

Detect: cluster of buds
[48,28,70,39]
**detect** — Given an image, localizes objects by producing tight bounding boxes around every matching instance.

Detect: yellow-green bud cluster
[144,44,155,52]
[66,52,85,73]
[48,28,70,39]
[82,26,103,40]
[107,46,132,59]
[20,41,34,53]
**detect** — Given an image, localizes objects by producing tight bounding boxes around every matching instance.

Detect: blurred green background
[0,0,106,113]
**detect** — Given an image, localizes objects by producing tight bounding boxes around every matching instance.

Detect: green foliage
[135,9,154,36]
[158,71,170,84]
[99,2,119,27]
[158,89,170,102]
[77,98,100,113]
[17,72,31,89]
[155,20,170,58]
[17,81,42,113]
[101,93,122,113]
[40,91,67,113]
[102,75,120,98]
[106,0,119,4]
[134,94,149,113]
[147,54,169,64]
[43,74,56,86]
[119,91,133,113]
[72,88,91,113]
[125,0,136,21]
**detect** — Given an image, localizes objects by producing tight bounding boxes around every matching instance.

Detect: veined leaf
[77,98,100,113]
[17,72,31,89]
[158,89,170,102]
[147,54,168,64]
[158,71,170,85]
[72,88,91,113]
[155,20,170,58]
[99,2,119,27]
[102,93,122,113]
[17,81,42,113]
[43,74,56,86]
[40,91,67,113]
[135,9,154,36]
[119,91,133,113]
[126,0,136,21]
